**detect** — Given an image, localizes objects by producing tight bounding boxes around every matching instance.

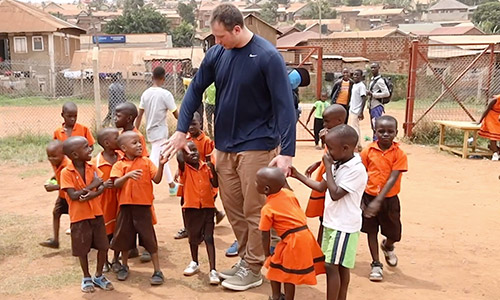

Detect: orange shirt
[259,189,307,236]
[360,142,408,198]
[53,123,95,146]
[51,156,71,199]
[92,152,119,235]
[60,161,104,223]
[188,131,215,159]
[336,80,350,105]
[110,156,157,206]
[178,162,215,209]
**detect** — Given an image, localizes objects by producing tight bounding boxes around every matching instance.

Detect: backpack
[370,76,393,104]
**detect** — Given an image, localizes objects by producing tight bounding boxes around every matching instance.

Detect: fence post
[487,43,495,103]
[404,39,418,137]
[92,47,102,131]
[316,47,323,100]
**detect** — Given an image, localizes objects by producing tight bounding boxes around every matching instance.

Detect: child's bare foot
[39,238,59,249]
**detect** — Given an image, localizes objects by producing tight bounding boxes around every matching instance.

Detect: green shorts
[322,227,359,269]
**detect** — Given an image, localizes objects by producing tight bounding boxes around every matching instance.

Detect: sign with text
[92,35,126,44]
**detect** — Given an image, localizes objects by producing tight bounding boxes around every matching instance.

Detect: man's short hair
[210,4,244,31]
[153,67,166,80]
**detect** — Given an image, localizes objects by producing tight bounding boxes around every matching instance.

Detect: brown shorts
[184,208,215,245]
[53,197,68,215]
[361,193,402,242]
[70,216,109,257]
[111,205,158,254]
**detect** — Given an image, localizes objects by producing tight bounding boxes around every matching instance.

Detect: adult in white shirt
[366,63,390,141]
[135,66,179,195]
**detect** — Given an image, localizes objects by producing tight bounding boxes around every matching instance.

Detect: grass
[0,95,94,107]
[0,214,80,295]
[0,133,52,165]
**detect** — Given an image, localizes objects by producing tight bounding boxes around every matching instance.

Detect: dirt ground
[1,109,500,300]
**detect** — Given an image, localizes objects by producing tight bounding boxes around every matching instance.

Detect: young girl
[177,141,220,285]
[479,95,500,160]
[306,92,329,150]
[257,167,325,300]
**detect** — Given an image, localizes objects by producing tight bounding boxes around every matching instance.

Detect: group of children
[38,65,408,299]
[260,104,407,300]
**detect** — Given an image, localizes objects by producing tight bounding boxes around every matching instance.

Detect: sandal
[140,251,152,263]
[81,277,95,293]
[150,271,164,286]
[111,261,122,273]
[92,275,114,291]
[39,238,59,249]
[117,265,129,281]
[103,262,110,273]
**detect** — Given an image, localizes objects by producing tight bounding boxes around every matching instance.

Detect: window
[64,37,70,56]
[32,36,44,51]
[13,37,27,53]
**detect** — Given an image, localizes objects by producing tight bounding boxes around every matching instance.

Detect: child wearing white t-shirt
[348,69,367,151]
[135,66,179,195]
[292,124,367,300]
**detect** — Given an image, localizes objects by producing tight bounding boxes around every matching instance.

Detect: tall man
[162,4,296,291]
[367,62,390,140]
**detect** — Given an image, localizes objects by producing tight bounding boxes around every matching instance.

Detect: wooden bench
[434,120,493,159]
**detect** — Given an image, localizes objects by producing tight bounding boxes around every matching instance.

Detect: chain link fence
[406,42,500,141]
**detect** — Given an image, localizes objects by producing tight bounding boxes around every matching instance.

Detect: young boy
[304,104,347,242]
[135,66,179,196]
[306,92,329,150]
[360,115,408,282]
[292,125,367,300]
[92,128,121,272]
[174,112,225,239]
[110,131,167,285]
[39,140,71,249]
[348,69,367,151]
[59,136,113,293]
[53,102,95,147]
[114,102,149,157]
[177,141,220,285]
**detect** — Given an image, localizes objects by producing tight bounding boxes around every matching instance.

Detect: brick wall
[306,36,429,74]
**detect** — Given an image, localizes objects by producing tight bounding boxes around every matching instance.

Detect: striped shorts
[321,227,360,269]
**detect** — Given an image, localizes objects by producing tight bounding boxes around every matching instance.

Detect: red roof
[428,26,484,36]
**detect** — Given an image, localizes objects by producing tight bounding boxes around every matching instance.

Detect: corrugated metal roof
[276,31,323,47]
[428,0,470,11]
[327,28,407,38]
[428,26,483,35]
[0,0,84,33]
[358,8,405,16]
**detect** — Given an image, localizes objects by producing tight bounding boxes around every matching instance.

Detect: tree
[260,1,278,24]
[302,0,336,19]
[172,21,195,47]
[177,2,196,26]
[346,0,363,6]
[105,6,170,34]
[123,0,144,13]
[473,2,500,33]
[459,0,496,6]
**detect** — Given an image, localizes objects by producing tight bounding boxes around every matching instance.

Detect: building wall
[8,33,50,63]
[306,36,429,74]
[425,11,470,21]
[245,17,277,45]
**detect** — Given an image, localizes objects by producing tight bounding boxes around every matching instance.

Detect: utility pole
[318,0,322,39]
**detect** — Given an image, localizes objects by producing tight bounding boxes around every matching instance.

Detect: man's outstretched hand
[269,155,293,176]
[162,131,190,161]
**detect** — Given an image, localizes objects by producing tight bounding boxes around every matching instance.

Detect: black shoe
[117,265,129,281]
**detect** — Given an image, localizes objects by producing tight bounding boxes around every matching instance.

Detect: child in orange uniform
[53,102,95,146]
[304,104,347,242]
[177,141,220,285]
[93,128,121,273]
[479,95,500,160]
[257,167,325,300]
[60,136,112,293]
[114,102,149,157]
[39,140,71,249]
[110,131,167,285]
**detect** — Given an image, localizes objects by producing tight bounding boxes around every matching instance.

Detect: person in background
[348,69,368,151]
[366,63,390,141]
[330,68,353,124]
[103,73,126,127]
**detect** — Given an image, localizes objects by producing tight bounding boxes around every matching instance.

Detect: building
[0,0,85,94]
[297,19,344,34]
[357,8,408,27]
[80,33,173,49]
[425,0,472,22]
[427,25,484,36]
[284,2,312,22]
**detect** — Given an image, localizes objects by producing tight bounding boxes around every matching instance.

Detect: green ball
[49,179,58,185]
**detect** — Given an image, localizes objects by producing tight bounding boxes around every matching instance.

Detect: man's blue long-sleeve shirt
[177,35,296,157]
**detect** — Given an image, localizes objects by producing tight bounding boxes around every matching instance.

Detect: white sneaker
[183,261,199,276]
[209,270,220,285]
[65,228,71,235]
[492,152,499,161]
[369,262,383,282]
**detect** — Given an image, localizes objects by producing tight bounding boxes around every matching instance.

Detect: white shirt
[139,87,177,142]
[369,75,390,109]
[322,154,368,233]
[349,81,367,116]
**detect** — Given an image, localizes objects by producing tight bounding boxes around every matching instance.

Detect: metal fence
[0,58,316,142]
[405,41,500,137]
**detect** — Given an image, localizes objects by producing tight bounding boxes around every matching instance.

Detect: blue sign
[92,35,126,44]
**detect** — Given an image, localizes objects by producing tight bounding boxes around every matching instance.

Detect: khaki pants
[215,149,277,273]
[348,112,361,149]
